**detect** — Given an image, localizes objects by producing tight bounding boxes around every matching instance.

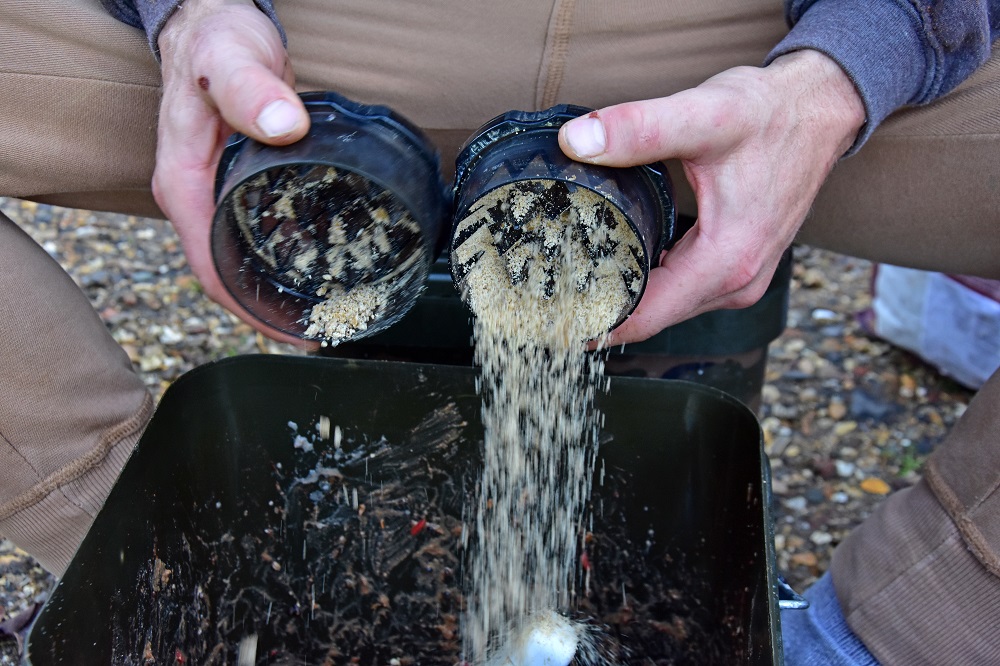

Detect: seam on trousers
[0,390,153,521]
[0,70,160,90]
[536,0,576,109]
[925,459,1000,578]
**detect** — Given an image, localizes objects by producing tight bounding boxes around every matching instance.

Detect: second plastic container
[212,91,450,346]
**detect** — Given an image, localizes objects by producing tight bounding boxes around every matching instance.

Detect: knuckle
[151,170,167,207]
[719,251,763,296]
[726,282,767,310]
[608,103,662,156]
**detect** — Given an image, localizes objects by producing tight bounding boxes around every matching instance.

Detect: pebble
[798,268,826,288]
[831,492,850,504]
[860,477,892,495]
[799,387,818,402]
[784,496,808,512]
[834,421,858,436]
[790,552,819,569]
[811,308,838,323]
[850,388,895,420]
[835,460,856,478]
[771,403,799,419]
[828,400,847,420]
[805,488,826,505]
[839,446,859,461]
[810,531,834,546]
[820,325,845,337]
[158,326,184,345]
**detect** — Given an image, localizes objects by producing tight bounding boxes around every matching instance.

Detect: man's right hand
[156,0,311,345]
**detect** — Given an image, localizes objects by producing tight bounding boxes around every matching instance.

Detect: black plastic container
[25,356,789,664]
[212,91,450,344]
[449,106,675,335]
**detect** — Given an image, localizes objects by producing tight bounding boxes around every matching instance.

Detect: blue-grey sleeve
[767,0,1000,152]
[99,0,286,58]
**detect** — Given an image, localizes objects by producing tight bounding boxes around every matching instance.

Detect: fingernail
[564,116,606,158]
[256,99,300,138]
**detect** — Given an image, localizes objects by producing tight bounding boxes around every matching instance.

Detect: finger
[558,91,744,167]
[202,55,309,146]
[154,102,315,349]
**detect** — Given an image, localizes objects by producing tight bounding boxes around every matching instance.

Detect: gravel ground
[0,197,975,661]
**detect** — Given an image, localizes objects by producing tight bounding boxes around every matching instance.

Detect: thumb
[558,91,743,167]
[206,57,310,146]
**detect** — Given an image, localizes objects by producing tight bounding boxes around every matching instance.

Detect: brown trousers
[1,1,999,662]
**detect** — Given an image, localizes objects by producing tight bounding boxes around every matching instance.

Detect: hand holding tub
[155,0,312,345]
[560,50,865,346]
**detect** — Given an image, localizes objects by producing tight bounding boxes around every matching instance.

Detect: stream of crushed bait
[458,183,641,665]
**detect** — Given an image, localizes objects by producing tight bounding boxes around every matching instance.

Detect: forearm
[99,0,285,56]
[769,0,1000,153]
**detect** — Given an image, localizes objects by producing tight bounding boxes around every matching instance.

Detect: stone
[809,531,834,546]
[790,552,818,568]
[828,400,847,420]
[835,460,856,478]
[784,496,808,512]
[834,421,858,436]
[860,477,891,495]
[805,488,826,505]
[831,492,850,504]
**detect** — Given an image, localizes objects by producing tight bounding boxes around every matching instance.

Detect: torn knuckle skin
[616,105,660,155]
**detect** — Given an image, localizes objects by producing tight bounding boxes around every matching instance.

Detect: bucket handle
[777,575,809,610]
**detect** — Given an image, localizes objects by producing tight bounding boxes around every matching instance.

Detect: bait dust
[455,180,645,663]
[452,179,645,343]
[230,165,428,345]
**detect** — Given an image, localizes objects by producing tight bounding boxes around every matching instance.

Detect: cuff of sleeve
[139,0,288,60]
[765,0,930,154]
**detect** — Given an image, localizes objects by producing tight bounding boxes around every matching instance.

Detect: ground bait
[457,179,636,664]
[452,179,645,343]
[230,165,427,345]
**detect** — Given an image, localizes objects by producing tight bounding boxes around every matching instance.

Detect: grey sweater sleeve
[767,0,1000,153]
[99,0,286,58]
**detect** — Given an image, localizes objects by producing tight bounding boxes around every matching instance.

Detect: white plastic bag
[871,265,1000,389]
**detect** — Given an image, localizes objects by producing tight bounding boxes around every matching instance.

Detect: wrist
[768,50,866,157]
[158,0,257,56]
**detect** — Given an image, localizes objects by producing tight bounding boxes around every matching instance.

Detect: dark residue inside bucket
[111,406,736,665]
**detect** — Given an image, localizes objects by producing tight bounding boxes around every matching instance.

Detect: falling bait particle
[237,634,257,666]
[293,435,313,453]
